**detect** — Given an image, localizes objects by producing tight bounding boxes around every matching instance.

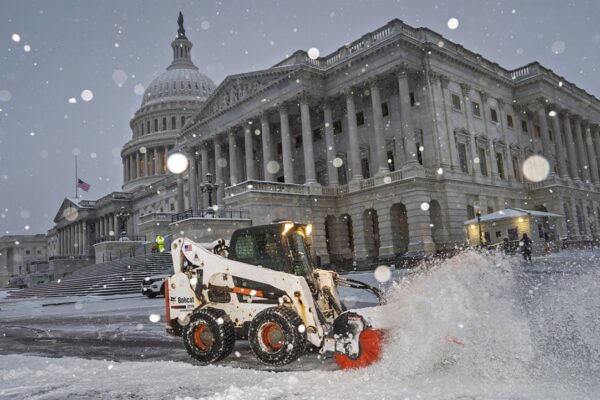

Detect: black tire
[183,308,235,364]
[248,306,307,366]
[147,292,157,298]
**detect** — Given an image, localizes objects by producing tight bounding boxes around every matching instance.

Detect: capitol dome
[141,67,216,108]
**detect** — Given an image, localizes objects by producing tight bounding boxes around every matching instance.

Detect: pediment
[194,66,299,121]
[53,198,81,223]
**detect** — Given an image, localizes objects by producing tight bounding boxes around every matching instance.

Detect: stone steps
[7,253,173,299]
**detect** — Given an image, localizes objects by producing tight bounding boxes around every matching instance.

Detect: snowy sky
[1,0,600,236]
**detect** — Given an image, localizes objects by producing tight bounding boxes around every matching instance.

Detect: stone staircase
[6,252,173,299]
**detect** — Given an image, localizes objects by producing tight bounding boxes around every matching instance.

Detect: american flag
[184,244,192,252]
[77,178,91,192]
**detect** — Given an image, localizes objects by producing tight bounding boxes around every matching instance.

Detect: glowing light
[81,89,94,102]
[447,18,459,30]
[307,47,320,60]
[166,152,189,174]
[421,202,430,211]
[282,223,294,235]
[149,314,160,323]
[522,155,550,183]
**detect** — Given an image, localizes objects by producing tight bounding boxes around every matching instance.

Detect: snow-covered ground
[1,250,599,399]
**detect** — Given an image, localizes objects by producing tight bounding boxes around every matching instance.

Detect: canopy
[464,208,562,225]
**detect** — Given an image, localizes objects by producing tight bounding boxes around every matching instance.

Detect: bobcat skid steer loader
[165,221,384,369]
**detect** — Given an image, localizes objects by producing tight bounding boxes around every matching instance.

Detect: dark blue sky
[1,0,599,235]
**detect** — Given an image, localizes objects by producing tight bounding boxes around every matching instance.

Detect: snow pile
[372,250,533,381]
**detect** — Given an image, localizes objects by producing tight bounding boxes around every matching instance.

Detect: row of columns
[57,221,87,256]
[536,103,600,184]
[124,146,172,183]
[94,213,120,238]
[177,70,420,211]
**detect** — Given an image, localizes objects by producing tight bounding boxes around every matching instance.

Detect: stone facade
[0,234,49,288]
[46,17,600,273]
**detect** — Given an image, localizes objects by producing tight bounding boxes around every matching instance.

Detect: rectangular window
[387,150,395,172]
[478,148,488,176]
[507,115,514,129]
[496,152,505,179]
[312,128,322,142]
[277,143,282,155]
[495,231,502,238]
[162,117,167,131]
[472,101,481,117]
[451,93,462,111]
[548,129,553,142]
[356,111,364,126]
[181,116,186,127]
[25,250,31,255]
[467,205,475,219]
[521,119,528,133]
[171,116,176,130]
[333,120,342,135]
[490,108,498,123]
[361,158,370,178]
[147,121,150,133]
[154,119,158,132]
[381,102,389,117]
[452,93,462,111]
[141,124,144,135]
[534,125,541,138]
[512,157,520,181]
[458,143,469,173]
[487,206,494,214]
[294,136,303,148]
[508,228,519,241]
[409,92,415,106]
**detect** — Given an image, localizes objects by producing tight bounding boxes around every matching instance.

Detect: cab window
[234,232,285,271]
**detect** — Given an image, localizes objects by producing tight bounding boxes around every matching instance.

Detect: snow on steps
[7,252,173,299]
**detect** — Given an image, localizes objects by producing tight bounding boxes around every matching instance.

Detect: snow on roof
[464,208,562,225]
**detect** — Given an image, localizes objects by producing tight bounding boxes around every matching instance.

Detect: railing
[94,235,146,244]
[139,212,175,224]
[225,180,311,197]
[171,209,250,222]
[49,255,90,261]
[78,200,97,208]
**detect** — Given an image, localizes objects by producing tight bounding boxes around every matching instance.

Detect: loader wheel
[248,306,307,366]
[183,308,235,364]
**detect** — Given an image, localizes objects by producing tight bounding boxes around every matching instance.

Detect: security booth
[464,208,563,256]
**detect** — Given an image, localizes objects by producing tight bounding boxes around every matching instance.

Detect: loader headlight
[282,222,294,235]
[305,224,313,236]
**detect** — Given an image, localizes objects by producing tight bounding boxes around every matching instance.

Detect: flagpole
[75,155,78,199]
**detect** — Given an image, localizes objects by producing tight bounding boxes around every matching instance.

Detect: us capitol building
[33,15,600,276]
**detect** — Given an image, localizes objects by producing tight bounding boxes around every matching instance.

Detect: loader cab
[229,222,315,279]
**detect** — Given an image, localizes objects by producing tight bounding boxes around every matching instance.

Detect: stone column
[260,112,274,181]
[122,161,127,183]
[497,99,515,182]
[188,150,198,209]
[396,66,416,165]
[549,108,568,178]
[176,174,184,212]
[135,153,140,179]
[322,100,338,186]
[405,195,435,255]
[163,146,169,174]
[200,144,209,208]
[573,117,591,183]
[462,83,480,178]
[536,102,554,168]
[214,139,225,205]
[153,148,158,176]
[300,94,318,185]
[228,130,240,185]
[279,103,295,183]
[584,124,600,184]
[480,91,497,178]
[562,112,579,180]
[369,78,390,175]
[374,204,394,257]
[345,89,363,182]
[244,121,256,180]
[593,125,600,184]
[142,151,148,177]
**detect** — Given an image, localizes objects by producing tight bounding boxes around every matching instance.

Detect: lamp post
[201,172,219,210]
[474,202,483,247]
[117,206,130,238]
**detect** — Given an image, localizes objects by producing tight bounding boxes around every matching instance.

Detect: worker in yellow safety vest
[156,235,165,253]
